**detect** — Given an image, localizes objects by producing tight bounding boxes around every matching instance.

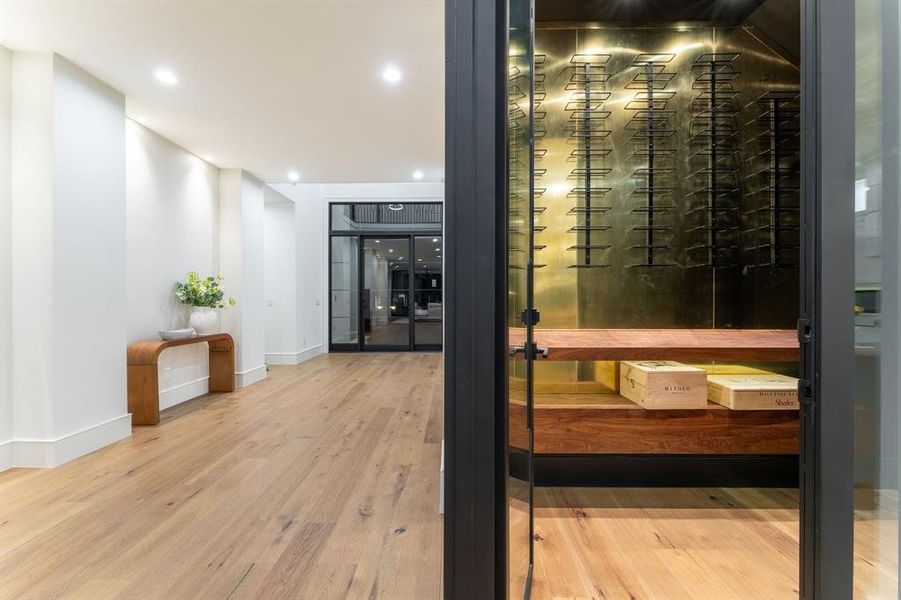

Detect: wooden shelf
[510,392,799,455]
[510,328,798,361]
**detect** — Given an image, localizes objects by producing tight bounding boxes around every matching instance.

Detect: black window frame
[327,201,443,353]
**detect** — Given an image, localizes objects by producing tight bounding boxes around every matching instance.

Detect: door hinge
[521,308,540,327]
[797,318,812,344]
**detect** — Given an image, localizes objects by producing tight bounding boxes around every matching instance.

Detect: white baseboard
[0,413,132,470]
[235,364,267,388]
[265,345,324,366]
[159,376,210,411]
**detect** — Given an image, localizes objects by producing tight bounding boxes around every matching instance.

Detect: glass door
[506,0,534,596]
[413,236,443,349]
[361,236,412,350]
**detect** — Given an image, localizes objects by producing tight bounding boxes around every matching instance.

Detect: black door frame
[444,0,855,599]
[327,202,443,353]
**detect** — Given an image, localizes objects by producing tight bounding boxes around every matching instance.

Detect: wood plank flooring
[0,353,444,600]
[4,352,895,599]
[527,487,802,600]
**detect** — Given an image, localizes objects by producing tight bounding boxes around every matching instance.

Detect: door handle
[509,344,549,359]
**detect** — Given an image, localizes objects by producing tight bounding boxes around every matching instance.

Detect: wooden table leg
[208,342,235,393]
[128,364,160,426]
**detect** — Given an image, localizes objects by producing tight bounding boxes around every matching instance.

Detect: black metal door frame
[327,217,443,353]
[799,0,855,597]
[443,0,857,598]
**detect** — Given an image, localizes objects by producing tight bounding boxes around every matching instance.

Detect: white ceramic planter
[189,306,219,334]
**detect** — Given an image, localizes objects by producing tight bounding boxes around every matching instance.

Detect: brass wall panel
[532,24,800,388]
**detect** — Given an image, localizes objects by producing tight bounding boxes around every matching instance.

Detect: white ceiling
[1,0,445,184]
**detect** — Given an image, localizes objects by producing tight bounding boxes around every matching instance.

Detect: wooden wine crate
[619,361,708,409]
[707,374,799,410]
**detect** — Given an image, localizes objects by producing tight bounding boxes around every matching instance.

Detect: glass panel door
[507,0,534,595]
[414,236,443,348]
[330,236,359,346]
[853,0,899,595]
[362,237,411,349]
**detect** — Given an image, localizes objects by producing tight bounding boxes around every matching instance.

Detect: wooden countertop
[509,328,798,361]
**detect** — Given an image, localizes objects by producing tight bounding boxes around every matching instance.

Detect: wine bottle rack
[507,59,531,271]
[743,90,801,268]
[687,52,743,268]
[626,54,678,267]
[533,54,548,268]
[565,53,613,269]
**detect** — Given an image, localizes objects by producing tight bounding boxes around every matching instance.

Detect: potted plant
[175,271,236,334]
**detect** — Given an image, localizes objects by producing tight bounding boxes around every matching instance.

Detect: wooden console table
[127,333,235,426]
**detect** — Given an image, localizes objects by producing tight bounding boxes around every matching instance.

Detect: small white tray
[159,328,196,341]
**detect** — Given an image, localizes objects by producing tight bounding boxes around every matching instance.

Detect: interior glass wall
[853,0,900,595]
[329,202,442,351]
[506,0,806,596]
[330,236,359,345]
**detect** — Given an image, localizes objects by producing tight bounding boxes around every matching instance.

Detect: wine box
[619,361,708,409]
[707,374,799,410]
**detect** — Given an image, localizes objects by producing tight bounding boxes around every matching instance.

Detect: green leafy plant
[175,271,237,309]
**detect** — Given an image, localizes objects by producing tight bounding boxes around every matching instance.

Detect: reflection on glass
[362,238,411,348]
[330,203,443,232]
[330,237,359,344]
[414,236,442,346]
[853,0,899,596]
[507,0,533,595]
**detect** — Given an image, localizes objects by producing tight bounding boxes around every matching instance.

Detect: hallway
[0,353,444,599]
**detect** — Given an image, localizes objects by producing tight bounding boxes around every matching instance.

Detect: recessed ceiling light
[154,68,179,85]
[382,65,402,83]
[412,170,424,180]
[389,248,394,253]
[432,238,439,243]
[375,240,381,243]
[287,170,300,182]
[417,258,423,262]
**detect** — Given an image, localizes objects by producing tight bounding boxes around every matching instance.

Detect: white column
[219,169,267,386]
[6,52,129,467]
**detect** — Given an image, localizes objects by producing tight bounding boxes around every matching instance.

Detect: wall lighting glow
[382,65,402,83]
[154,68,179,85]
[412,170,424,180]
[287,170,300,182]
[855,178,870,212]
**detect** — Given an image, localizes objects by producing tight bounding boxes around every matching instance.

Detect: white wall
[220,169,267,385]
[271,182,443,352]
[263,190,297,361]
[0,46,12,456]
[126,120,220,409]
[6,52,130,468]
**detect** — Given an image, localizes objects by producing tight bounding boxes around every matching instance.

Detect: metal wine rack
[506,60,531,271]
[626,54,678,267]
[687,52,743,268]
[743,90,801,268]
[565,53,613,269]
[533,54,548,268]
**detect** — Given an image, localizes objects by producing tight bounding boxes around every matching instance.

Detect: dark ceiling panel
[536,0,767,24]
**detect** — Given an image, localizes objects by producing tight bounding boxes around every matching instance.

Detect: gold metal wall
[533,24,801,388]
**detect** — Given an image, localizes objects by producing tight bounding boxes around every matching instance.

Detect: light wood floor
[0,353,444,599]
[527,487,801,600]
